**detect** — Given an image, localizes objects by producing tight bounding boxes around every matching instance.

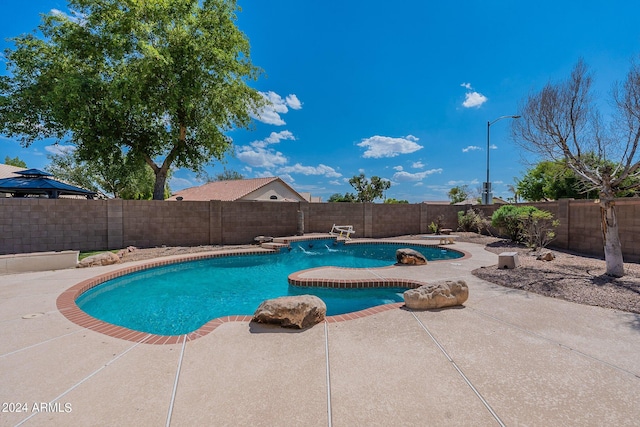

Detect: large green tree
[327,193,357,203]
[447,185,469,204]
[517,158,637,202]
[348,173,391,202]
[512,59,640,277]
[3,155,27,168]
[0,0,264,200]
[46,149,169,199]
[214,168,244,181]
[517,160,597,201]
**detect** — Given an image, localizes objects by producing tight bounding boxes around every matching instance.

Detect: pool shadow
[248,320,311,334]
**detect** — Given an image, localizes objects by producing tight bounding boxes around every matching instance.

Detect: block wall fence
[1,198,639,261]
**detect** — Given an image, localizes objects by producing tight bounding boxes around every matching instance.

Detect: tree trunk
[143,152,174,201]
[600,199,625,277]
[152,168,168,200]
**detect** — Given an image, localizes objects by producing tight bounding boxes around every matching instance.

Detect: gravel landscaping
[459,233,640,314]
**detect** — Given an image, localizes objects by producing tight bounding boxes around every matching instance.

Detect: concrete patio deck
[1,241,639,426]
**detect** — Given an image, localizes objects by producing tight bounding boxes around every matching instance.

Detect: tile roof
[0,164,23,179]
[169,177,297,201]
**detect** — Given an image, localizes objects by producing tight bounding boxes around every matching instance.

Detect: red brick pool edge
[57,270,405,345]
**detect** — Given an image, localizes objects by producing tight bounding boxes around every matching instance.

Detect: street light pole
[482,115,521,205]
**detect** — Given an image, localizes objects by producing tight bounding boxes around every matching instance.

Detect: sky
[2,1,640,202]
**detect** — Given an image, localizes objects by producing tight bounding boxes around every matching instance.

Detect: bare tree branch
[511,58,640,276]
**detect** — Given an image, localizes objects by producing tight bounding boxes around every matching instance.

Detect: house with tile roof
[0,164,26,198]
[167,177,310,202]
[0,163,23,179]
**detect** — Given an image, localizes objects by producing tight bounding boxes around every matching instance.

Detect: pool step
[271,237,291,244]
[260,242,290,250]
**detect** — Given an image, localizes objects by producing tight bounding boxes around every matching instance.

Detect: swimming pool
[76,239,463,335]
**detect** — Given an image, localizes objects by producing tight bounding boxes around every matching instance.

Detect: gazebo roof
[0,168,96,199]
[15,168,54,177]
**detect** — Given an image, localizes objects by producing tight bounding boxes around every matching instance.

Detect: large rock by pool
[253,295,326,329]
[396,248,427,265]
[77,252,120,268]
[403,280,469,309]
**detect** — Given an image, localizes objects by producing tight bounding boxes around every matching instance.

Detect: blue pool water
[76,240,462,335]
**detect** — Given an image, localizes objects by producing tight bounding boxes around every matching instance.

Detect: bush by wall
[491,205,559,250]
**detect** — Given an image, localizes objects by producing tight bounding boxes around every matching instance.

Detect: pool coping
[56,239,471,345]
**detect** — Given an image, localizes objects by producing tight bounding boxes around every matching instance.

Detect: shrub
[519,209,560,250]
[491,205,558,248]
[428,214,444,234]
[457,208,490,233]
[491,205,530,241]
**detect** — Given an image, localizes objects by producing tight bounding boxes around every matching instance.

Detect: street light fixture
[482,115,521,205]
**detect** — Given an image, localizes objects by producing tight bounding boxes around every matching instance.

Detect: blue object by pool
[76,240,462,335]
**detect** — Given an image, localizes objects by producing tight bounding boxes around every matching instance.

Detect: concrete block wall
[371,204,421,237]
[567,200,603,257]
[425,204,474,232]
[122,200,211,248]
[616,200,640,260]
[2,197,639,260]
[220,201,299,244]
[307,203,366,236]
[0,199,108,254]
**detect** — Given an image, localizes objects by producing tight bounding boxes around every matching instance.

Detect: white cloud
[357,135,423,158]
[50,8,87,25]
[169,177,193,191]
[329,180,341,186]
[45,144,75,155]
[460,82,488,108]
[462,91,488,108]
[251,91,302,125]
[267,130,295,143]
[236,145,287,168]
[447,179,479,186]
[490,144,498,150]
[393,166,404,171]
[462,145,482,153]
[279,173,295,183]
[285,94,302,110]
[411,161,424,169]
[250,130,296,148]
[237,131,297,168]
[254,170,275,178]
[392,168,443,182]
[278,163,342,178]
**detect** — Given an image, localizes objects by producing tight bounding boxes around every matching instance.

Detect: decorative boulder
[253,295,326,329]
[404,280,469,310]
[537,251,555,261]
[116,246,137,259]
[77,252,121,268]
[396,248,427,265]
